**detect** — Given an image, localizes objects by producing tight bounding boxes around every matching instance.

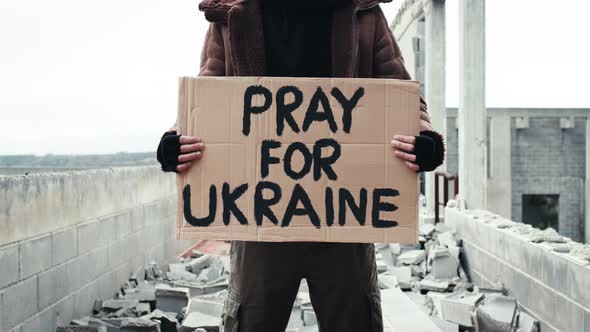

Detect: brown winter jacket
[197,0,441,138]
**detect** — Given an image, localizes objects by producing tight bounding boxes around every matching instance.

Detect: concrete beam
[391,0,426,40]
[586,118,590,243]
[422,0,446,217]
[487,116,511,218]
[458,0,487,209]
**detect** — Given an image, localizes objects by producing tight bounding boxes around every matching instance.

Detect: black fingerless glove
[156,131,182,172]
[412,130,445,172]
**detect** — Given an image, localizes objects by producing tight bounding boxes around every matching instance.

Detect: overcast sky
[0,0,589,155]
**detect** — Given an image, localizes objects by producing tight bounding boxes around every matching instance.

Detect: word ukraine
[183,85,400,229]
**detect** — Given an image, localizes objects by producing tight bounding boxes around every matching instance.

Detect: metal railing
[434,171,459,224]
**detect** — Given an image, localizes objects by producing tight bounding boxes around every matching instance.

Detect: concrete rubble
[57,222,543,332]
[56,249,233,332]
[373,222,542,332]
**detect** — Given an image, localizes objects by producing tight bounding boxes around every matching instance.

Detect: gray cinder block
[0,276,39,330]
[0,244,19,288]
[19,234,52,280]
[20,305,57,332]
[77,221,101,256]
[38,262,73,310]
[52,227,78,266]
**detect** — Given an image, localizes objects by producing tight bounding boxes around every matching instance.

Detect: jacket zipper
[349,1,381,77]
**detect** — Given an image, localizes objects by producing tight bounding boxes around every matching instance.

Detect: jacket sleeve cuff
[417,130,445,172]
[157,131,181,172]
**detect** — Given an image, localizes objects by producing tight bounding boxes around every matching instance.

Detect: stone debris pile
[374,223,541,332]
[56,249,230,332]
[57,222,547,332]
[56,247,321,332]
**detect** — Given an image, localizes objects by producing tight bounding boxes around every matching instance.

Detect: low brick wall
[0,167,194,331]
[445,205,590,332]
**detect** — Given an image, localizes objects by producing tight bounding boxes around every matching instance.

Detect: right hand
[176,135,206,172]
[157,131,206,173]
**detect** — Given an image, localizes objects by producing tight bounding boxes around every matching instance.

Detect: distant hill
[0,152,157,170]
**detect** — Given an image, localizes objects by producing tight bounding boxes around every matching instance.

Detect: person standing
[157,0,445,330]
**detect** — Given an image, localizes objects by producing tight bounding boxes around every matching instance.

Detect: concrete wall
[0,167,193,332]
[445,206,590,332]
[396,19,420,81]
[445,109,589,242]
[511,117,586,241]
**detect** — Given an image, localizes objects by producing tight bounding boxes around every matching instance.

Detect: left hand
[391,135,420,172]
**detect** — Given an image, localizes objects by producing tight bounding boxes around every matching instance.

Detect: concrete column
[487,115,511,218]
[458,0,486,209]
[585,118,590,243]
[422,0,446,218]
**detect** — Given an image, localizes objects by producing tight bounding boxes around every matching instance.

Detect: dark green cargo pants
[222,241,383,332]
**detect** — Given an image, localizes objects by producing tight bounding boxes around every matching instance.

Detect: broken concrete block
[180,312,221,332]
[171,278,229,297]
[295,291,311,306]
[141,309,178,332]
[439,291,484,327]
[388,266,412,289]
[191,250,205,258]
[390,243,401,255]
[88,317,124,332]
[72,317,92,325]
[517,312,539,332]
[301,308,317,326]
[57,327,107,332]
[410,261,426,278]
[378,275,399,289]
[377,260,389,273]
[474,294,517,332]
[424,240,437,256]
[390,266,412,280]
[145,263,164,281]
[155,284,190,313]
[125,283,157,311]
[437,232,458,248]
[136,302,151,316]
[102,299,140,312]
[428,247,459,280]
[420,224,436,237]
[169,263,190,274]
[166,269,198,282]
[192,289,228,305]
[125,288,156,303]
[120,317,160,332]
[570,244,590,264]
[398,250,426,265]
[187,255,214,274]
[107,307,138,319]
[418,236,427,244]
[426,291,447,319]
[528,228,566,243]
[187,298,224,317]
[196,261,224,283]
[418,279,450,292]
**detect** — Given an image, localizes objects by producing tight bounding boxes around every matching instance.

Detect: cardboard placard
[176,77,420,243]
